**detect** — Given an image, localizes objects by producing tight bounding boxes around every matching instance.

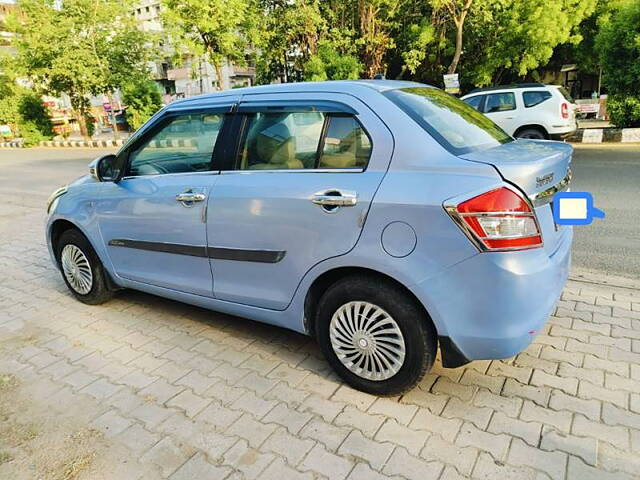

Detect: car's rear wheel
[55,229,114,305]
[515,128,546,139]
[315,275,436,395]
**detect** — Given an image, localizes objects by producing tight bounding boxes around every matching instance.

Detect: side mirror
[89,154,119,182]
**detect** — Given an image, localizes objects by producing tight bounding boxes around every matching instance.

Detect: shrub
[121,80,163,131]
[607,95,640,128]
[18,93,53,138]
[18,121,47,146]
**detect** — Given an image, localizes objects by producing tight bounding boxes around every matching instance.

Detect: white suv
[461,83,577,140]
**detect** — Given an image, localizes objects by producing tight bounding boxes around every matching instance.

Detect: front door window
[128,113,225,176]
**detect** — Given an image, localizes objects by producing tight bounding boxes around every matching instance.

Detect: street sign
[0,124,11,136]
[443,74,460,94]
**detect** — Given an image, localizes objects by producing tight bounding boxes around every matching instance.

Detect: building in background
[133,0,255,103]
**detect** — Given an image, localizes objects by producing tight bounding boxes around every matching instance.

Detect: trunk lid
[460,139,573,254]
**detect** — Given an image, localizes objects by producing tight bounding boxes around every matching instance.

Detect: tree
[357,0,399,78]
[8,0,154,138]
[162,0,257,91]
[594,0,640,127]
[431,0,473,74]
[385,0,599,88]
[121,80,164,130]
[462,0,598,86]
[255,0,327,83]
[303,41,362,81]
[595,0,640,98]
[0,66,53,142]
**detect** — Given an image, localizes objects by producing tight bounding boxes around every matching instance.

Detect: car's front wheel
[56,229,114,305]
[315,275,437,395]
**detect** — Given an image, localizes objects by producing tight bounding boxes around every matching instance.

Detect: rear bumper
[415,228,572,363]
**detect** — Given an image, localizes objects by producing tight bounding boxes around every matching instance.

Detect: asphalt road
[569,144,640,280]
[0,144,638,279]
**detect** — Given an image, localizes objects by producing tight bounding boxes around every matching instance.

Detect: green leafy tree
[256,0,326,83]
[463,0,598,86]
[387,0,598,88]
[595,0,640,98]
[595,0,640,127]
[430,0,473,74]
[162,0,257,91]
[121,80,164,130]
[356,0,400,78]
[8,0,154,138]
[303,42,362,81]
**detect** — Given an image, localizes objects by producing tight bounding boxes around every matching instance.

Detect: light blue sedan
[46,80,572,394]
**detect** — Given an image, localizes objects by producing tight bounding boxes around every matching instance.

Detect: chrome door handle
[311,189,358,209]
[176,191,206,203]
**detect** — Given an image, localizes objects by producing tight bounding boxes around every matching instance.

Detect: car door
[206,93,394,310]
[483,92,519,135]
[96,103,235,297]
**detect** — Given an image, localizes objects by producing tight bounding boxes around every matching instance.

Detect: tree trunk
[77,110,89,140]
[447,20,464,74]
[214,61,225,91]
[445,0,474,75]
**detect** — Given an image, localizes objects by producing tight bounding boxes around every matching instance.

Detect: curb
[39,139,126,148]
[568,127,640,143]
[0,141,25,148]
[0,139,126,148]
[569,268,640,291]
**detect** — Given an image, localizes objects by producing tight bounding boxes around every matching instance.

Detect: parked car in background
[461,83,578,140]
[46,80,573,395]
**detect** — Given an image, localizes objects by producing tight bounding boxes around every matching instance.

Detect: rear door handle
[311,189,358,209]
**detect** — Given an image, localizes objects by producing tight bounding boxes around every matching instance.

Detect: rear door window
[235,111,371,170]
[384,87,512,155]
[318,115,371,169]
[523,91,552,108]
[484,93,516,113]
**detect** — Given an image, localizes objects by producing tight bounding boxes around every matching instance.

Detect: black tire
[515,128,546,139]
[315,275,437,396]
[55,229,114,305]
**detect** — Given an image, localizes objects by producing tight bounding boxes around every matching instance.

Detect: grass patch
[58,452,95,480]
[0,451,12,464]
[40,429,102,480]
[0,374,18,390]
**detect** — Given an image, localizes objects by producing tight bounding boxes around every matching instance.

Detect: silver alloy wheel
[329,301,406,381]
[60,244,93,295]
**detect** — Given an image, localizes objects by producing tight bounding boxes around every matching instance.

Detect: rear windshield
[384,87,512,155]
[556,86,574,103]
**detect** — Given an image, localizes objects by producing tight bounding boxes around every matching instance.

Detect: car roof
[465,83,555,95]
[168,80,431,108]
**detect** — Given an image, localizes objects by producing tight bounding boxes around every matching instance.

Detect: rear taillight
[446,187,543,251]
[561,102,569,119]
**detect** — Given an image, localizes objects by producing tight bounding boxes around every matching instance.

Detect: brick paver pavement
[1,193,640,479]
